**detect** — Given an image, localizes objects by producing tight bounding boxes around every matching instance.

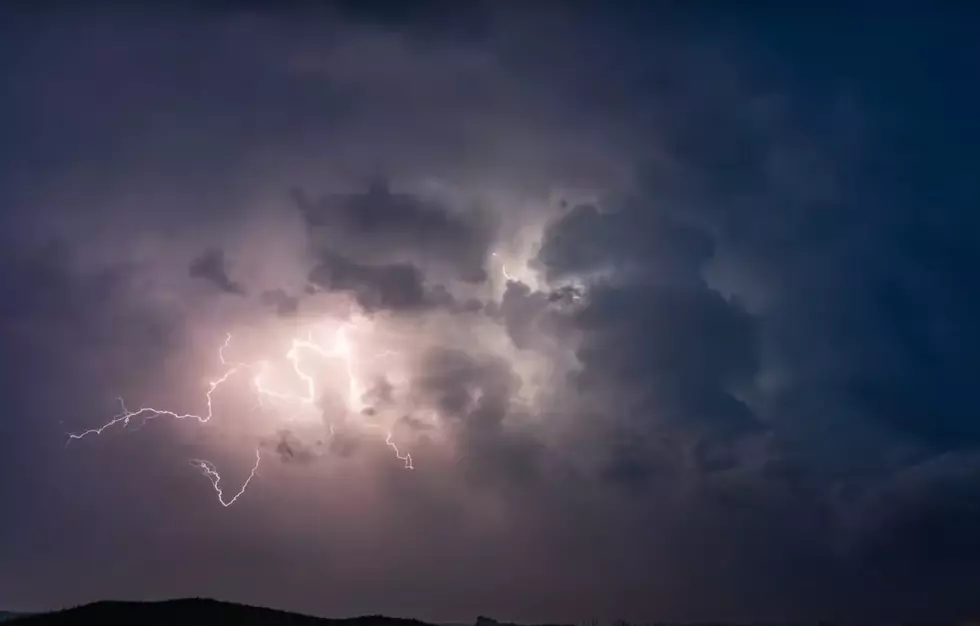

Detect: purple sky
[2,3,980,624]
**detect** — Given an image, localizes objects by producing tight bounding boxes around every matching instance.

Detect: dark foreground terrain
[1,603,962,626]
[7,598,435,626]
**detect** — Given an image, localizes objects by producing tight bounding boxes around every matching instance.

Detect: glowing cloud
[67,320,415,507]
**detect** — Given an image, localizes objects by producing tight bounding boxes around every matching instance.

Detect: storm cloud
[189,248,247,296]
[2,3,979,624]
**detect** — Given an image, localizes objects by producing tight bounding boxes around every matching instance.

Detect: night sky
[2,3,980,624]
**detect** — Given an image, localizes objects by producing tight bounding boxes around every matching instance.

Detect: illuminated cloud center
[68,241,561,509]
[68,316,416,507]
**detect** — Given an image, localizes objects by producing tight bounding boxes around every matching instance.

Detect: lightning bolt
[250,326,363,414]
[68,322,415,506]
[385,430,414,469]
[491,251,516,282]
[191,448,262,508]
[67,334,248,443]
[362,423,414,470]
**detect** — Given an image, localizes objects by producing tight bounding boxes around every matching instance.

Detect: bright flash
[67,321,414,507]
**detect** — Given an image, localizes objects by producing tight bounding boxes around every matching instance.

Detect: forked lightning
[67,323,414,506]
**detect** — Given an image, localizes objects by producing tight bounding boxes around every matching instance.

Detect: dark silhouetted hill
[475,616,570,626]
[8,598,434,626]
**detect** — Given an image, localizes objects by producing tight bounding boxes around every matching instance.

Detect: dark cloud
[497,282,551,351]
[411,347,543,488]
[859,460,980,567]
[297,179,500,314]
[519,7,980,614]
[494,280,578,352]
[261,429,320,465]
[308,252,428,313]
[362,376,394,408]
[537,201,714,286]
[188,248,246,296]
[397,414,435,432]
[537,195,763,483]
[623,41,980,467]
[260,288,299,316]
[413,349,512,427]
[306,250,489,315]
[295,179,492,284]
